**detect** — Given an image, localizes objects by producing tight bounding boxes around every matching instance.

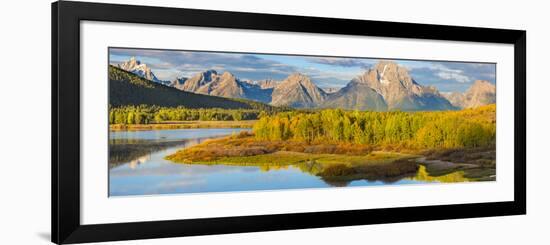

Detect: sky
[109,48,496,93]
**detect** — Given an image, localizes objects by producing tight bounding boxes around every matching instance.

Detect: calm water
[109,128,431,197]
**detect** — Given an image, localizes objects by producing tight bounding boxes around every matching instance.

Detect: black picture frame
[52,1,526,244]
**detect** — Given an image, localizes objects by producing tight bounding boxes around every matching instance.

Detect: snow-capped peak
[117,57,162,83]
[380,64,390,85]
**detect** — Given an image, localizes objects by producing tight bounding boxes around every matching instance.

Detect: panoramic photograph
[108,47,497,196]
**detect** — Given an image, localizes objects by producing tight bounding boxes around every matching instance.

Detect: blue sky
[109,48,496,93]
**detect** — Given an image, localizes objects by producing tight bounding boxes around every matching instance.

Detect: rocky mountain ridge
[343,61,455,111]
[115,58,494,111]
[116,57,169,85]
[442,80,496,109]
[270,73,328,108]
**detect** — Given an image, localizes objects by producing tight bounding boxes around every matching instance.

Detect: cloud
[429,64,471,83]
[435,71,470,83]
[109,48,495,92]
[147,62,174,70]
[433,63,495,83]
[110,48,300,81]
[408,61,495,92]
[308,57,373,68]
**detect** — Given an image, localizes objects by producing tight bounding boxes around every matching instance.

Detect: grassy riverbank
[166,132,421,182]
[419,146,496,181]
[110,120,257,131]
[159,105,497,184]
[165,131,495,183]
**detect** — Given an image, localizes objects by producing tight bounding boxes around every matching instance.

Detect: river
[109,128,442,196]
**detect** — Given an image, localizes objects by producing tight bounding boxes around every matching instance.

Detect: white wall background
[0,0,547,244]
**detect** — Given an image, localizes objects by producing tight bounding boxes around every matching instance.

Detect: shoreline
[164,133,496,182]
[110,120,257,131]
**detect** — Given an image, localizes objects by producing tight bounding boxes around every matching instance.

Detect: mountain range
[108,65,281,112]
[442,80,496,109]
[115,58,495,111]
[318,61,471,111]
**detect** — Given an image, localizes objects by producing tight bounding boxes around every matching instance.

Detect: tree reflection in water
[109,138,203,169]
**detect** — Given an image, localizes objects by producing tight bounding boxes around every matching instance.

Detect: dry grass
[165,133,376,163]
[422,146,496,167]
[164,132,494,183]
[320,159,418,178]
[165,132,421,185]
